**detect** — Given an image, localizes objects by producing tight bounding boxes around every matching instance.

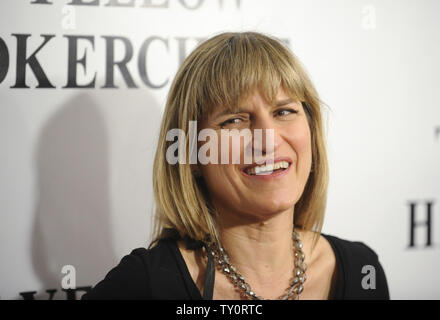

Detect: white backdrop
[1,0,439,299]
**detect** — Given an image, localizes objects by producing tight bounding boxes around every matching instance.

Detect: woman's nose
[251,114,281,159]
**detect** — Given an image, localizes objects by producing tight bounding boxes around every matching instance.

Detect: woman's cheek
[287,122,312,169]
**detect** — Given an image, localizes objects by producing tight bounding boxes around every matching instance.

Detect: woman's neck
[216,207,296,290]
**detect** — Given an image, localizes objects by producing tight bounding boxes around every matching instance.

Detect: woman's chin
[245,198,295,217]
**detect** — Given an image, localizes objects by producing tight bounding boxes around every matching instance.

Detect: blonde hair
[150,32,329,251]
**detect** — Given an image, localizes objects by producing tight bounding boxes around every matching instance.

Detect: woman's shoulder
[81,238,184,300]
[321,233,380,261]
[320,232,390,300]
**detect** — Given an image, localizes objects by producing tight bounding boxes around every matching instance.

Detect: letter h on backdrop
[408,201,434,248]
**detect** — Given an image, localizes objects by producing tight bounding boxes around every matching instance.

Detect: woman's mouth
[241,158,293,180]
[245,161,291,175]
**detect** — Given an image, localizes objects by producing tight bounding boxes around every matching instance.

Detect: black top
[81,233,390,300]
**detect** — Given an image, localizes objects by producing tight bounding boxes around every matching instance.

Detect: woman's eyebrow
[211,99,296,119]
[275,98,295,107]
[211,108,247,119]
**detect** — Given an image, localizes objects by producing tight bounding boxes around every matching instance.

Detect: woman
[82,32,389,300]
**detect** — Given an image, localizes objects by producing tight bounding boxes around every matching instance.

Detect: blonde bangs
[191,33,307,118]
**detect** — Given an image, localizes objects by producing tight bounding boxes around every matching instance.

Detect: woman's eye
[220,118,243,127]
[276,109,297,117]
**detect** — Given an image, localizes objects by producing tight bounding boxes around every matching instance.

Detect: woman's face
[198,88,312,222]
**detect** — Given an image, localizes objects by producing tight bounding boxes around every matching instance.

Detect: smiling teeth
[246,161,290,175]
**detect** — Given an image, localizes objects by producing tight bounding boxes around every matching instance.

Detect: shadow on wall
[30,93,116,300]
[27,89,162,300]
